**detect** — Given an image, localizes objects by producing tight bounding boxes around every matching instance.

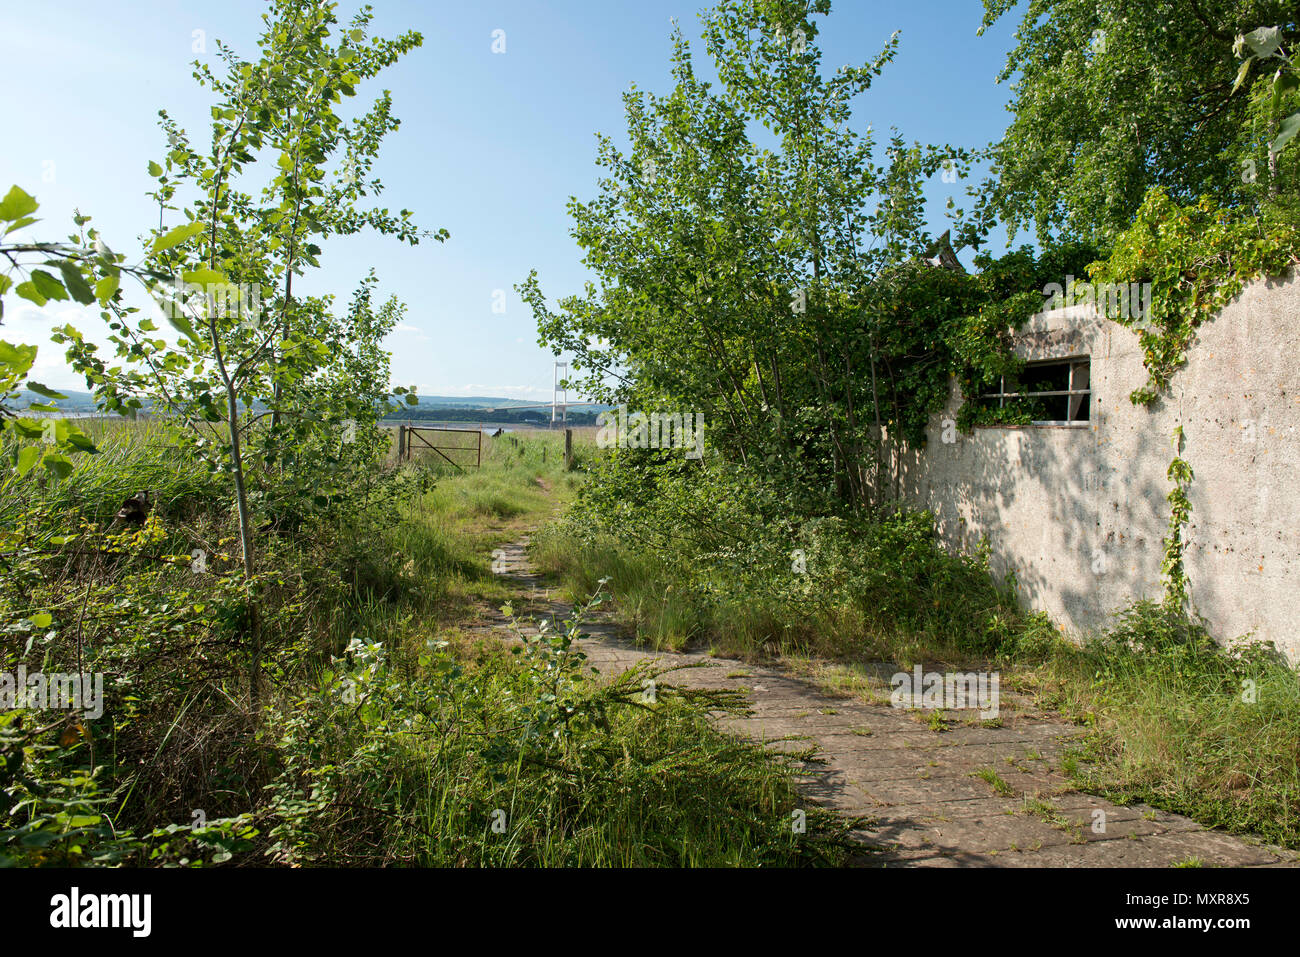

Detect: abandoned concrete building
[895,272,1300,664]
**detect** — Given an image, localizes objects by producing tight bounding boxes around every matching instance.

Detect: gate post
[564,429,573,471]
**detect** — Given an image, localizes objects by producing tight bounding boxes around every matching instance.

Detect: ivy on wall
[1162,425,1195,612]
[1084,186,1300,609]
[865,241,1102,441]
[1089,187,1300,406]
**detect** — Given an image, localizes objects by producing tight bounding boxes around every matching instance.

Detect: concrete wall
[895,273,1300,662]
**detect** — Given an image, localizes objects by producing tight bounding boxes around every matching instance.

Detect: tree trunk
[210,317,261,709]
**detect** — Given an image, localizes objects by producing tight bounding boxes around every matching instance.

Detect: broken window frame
[978,356,1092,427]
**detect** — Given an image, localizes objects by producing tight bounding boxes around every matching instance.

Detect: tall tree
[53,0,436,701]
[976,0,1300,245]
[523,0,968,508]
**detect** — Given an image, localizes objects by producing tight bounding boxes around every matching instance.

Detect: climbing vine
[1086,187,1300,610]
[1089,187,1300,406]
[865,241,1102,439]
[1161,425,1195,611]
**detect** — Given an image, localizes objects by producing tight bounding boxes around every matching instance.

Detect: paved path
[472,539,1297,868]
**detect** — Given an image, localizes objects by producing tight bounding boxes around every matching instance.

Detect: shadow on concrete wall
[891,403,1172,642]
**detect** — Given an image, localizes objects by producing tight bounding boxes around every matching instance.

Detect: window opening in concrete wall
[978,357,1091,426]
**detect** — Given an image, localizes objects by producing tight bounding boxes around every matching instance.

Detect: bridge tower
[551,360,568,428]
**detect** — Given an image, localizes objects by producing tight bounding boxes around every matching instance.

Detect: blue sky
[0,0,1023,401]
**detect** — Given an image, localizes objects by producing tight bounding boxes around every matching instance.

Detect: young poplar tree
[522,0,966,508]
[53,0,438,702]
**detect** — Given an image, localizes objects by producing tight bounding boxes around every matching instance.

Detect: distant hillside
[12,388,602,416]
[13,388,102,413]
[385,406,602,426]
[411,395,537,409]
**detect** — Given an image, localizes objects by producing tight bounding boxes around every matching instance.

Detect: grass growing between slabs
[1019,602,1300,849]
[527,453,1300,850]
[274,612,858,866]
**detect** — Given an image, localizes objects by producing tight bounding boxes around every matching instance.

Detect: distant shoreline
[11,410,591,434]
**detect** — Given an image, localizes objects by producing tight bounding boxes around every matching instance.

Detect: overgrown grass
[268,608,855,866]
[264,429,858,865]
[530,534,704,650]
[381,429,584,616]
[3,424,854,867]
[530,451,1300,849]
[531,512,1027,666]
[1021,601,1300,848]
[0,417,223,527]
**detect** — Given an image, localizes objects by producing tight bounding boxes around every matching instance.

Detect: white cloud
[392,323,430,341]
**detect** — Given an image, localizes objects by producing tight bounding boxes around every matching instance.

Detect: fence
[397,425,482,470]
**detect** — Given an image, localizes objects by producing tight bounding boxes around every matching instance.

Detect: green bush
[535,450,1024,661]
[263,601,856,866]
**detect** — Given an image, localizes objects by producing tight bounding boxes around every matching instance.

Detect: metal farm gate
[398,425,482,471]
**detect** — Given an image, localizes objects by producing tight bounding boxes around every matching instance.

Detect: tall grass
[0,417,222,527]
[3,421,854,867]
[532,511,1024,665]
[1023,601,1300,848]
[267,624,854,866]
[530,453,1300,849]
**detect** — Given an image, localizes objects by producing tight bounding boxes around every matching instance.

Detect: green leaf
[30,612,52,628]
[1272,110,1300,153]
[94,274,120,303]
[40,451,74,479]
[15,445,39,476]
[1233,57,1254,94]
[25,382,65,399]
[0,185,38,222]
[29,270,69,302]
[3,216,38,236]
[151,220,205,254]
[13,282,46,307]
[63,428,98,453]
[19,829,58,848]
[57,261,96,305]
[9,419,44,439]
[181,266,228,287]
[166,312,205,344]
[147,160,164,177]
[0,341,38,375]
[1242,26,1282,59]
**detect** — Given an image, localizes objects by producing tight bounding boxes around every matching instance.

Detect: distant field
[384,423,597,468]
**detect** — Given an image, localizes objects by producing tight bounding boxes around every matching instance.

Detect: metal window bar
[978,390,1091,399]
[981,360,1092,425]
